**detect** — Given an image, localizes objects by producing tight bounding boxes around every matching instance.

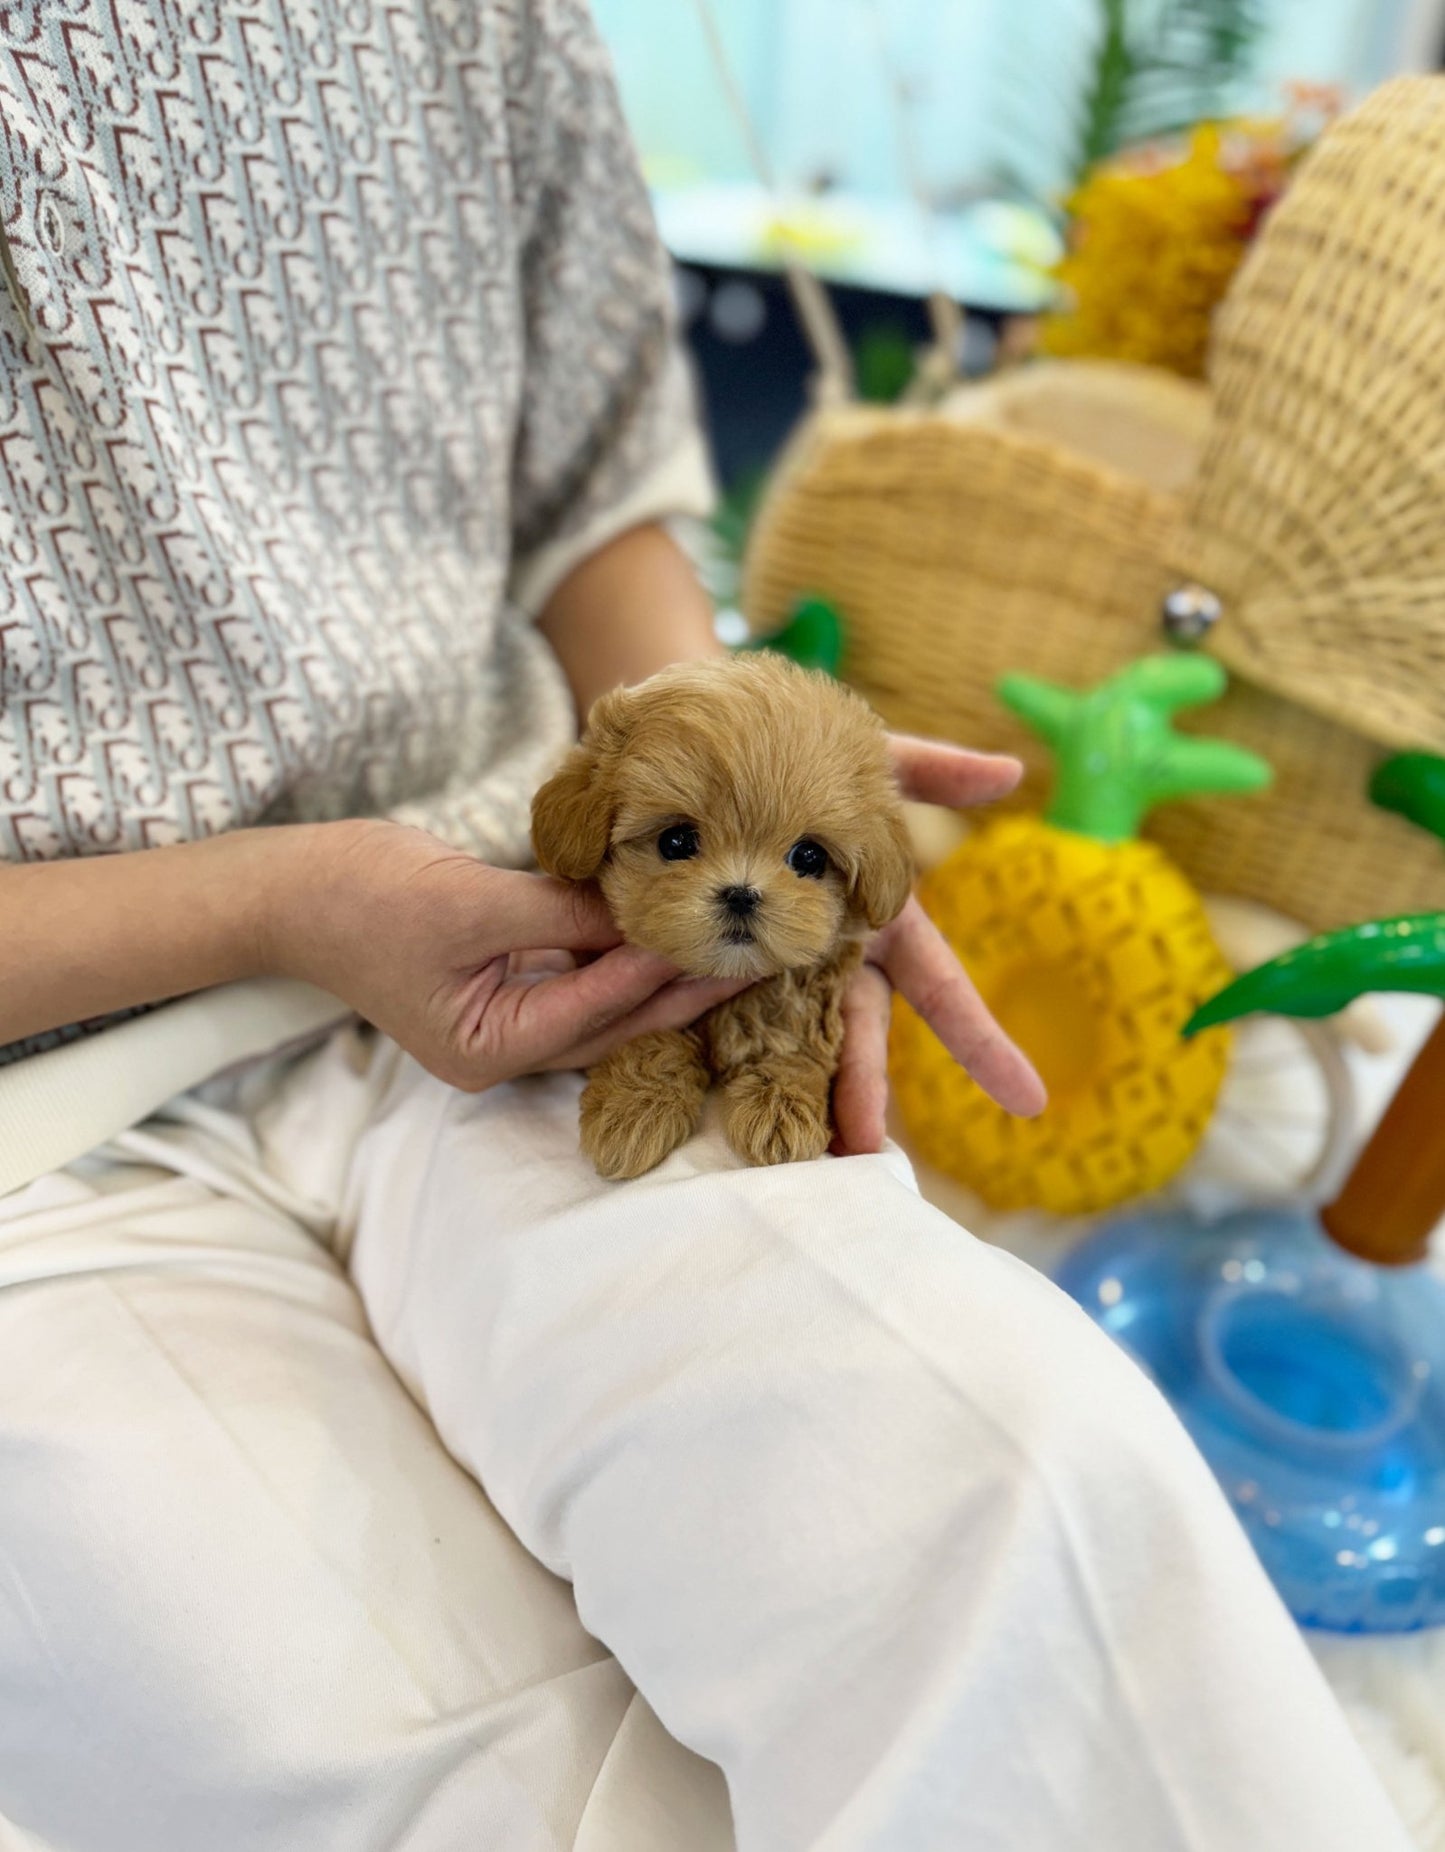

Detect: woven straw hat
[742,78,1445,929]
[1188,77,1445,752]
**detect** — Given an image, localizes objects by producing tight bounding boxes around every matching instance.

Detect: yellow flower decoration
[1041,122,1290,379]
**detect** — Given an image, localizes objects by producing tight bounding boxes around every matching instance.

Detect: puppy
[531,653,912,1178]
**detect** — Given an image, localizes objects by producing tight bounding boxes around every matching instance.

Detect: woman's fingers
[485,943,684,1070]
[506,948,577,980]
[872,899,1047,1117]
[544,972,750,1072]
[831,962,893,1157]
[887,734,1023,809]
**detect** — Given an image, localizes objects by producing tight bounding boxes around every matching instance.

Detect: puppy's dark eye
[786,838,829,879]
[657,823,700,862]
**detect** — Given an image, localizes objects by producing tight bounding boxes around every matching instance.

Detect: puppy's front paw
[723,1067,832,1167]
[580,1034,710,1180]
[580,1078,697,1180]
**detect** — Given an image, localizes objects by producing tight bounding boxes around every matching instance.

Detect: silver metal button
[1161,583,1222,646]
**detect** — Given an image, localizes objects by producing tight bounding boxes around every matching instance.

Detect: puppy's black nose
[719,884,761,919]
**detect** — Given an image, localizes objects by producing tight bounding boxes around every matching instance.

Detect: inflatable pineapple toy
[892,653,1270,1215]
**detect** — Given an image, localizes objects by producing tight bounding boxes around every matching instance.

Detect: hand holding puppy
[834,732,1049,1156]
[257,666,1041,1149]
[263,818,750,1093]
[532,657,1044,1178]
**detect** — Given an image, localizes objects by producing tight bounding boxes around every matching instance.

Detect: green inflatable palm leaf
[1372,753,1445,844]
[1185,913,1445,1034]
[1187,751,1445,1033]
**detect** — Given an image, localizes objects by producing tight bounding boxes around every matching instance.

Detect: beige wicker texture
[1189,78,1445,754]
[742,79,1445,930]
[742,400,1445,930]
[941,357,1211,494]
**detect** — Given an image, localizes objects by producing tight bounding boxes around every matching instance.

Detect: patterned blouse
[0,0,710,1061]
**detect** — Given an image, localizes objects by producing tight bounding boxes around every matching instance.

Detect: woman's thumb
[498,870,623,953]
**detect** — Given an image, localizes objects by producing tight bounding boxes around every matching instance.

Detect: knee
[960,1277,1242,1589]
[760,1169,1221,1535]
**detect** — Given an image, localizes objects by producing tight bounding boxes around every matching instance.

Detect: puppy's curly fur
[531,655,911,1178]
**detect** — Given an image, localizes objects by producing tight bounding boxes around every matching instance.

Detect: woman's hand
[268,820,746,1092]
[265,740,1040,1131]
[831,737,1048,1157]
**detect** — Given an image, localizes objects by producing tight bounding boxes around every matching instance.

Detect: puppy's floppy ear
[531,740,612,879]
[531,686,630,880]
[849,804,914,929]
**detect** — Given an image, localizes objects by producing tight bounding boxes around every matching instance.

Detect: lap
[345,1051,1406,1852]
[0,1033,1405,1852]
[0,1093,728,1852]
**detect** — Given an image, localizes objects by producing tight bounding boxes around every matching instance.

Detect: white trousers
[0,1025,1411,1851]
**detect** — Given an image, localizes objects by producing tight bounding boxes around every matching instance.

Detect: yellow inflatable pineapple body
[891,656,1270,1216]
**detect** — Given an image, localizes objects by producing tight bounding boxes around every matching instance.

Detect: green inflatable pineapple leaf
[1000,655,1272,844]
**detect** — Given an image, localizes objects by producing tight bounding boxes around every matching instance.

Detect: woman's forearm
[0,826,327,1047]
[0,522,718,1050]
[537,521,724,718]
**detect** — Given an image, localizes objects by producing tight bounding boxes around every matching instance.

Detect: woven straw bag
[741,78,1445,931]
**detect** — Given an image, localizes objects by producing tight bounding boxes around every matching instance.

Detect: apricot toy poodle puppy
[531,654,912,1178]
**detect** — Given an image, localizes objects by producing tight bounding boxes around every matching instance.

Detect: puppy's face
[532,656,912,980]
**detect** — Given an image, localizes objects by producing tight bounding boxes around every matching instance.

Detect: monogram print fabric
[0,0,707,1061]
